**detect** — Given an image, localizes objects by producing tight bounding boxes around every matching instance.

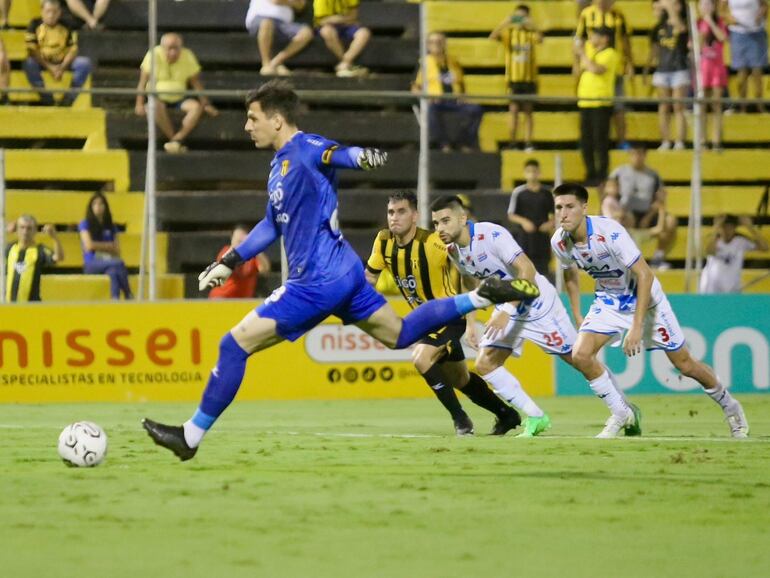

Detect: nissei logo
[304,325,412,362]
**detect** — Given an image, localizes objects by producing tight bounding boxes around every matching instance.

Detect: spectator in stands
[246,0,313,76]
[700,214,768,292]
[78,192,132,300]
[650,0,690,150]
[698,0,729,150]
[575,0,634,150]
[490,4,542,152]
[24,0,92,107]
[577,26,618,185]
[209,224,271,299]
[600,175,633,227]
[507,159,554,277]
[135,32,219,154]
[724,0,768,113]
[0,0,10,29]
[609,144,677,268]
[314,0,371,77]
[0,38,9,105]
[412,31,484,152]
[4,215,64,302]
[64,0,111,30]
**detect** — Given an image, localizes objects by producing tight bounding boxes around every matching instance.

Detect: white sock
[704,384,736,412]
[183,420,206,448]
[589,370,630,416]
[468,289,493,309]
[482,367,544,417]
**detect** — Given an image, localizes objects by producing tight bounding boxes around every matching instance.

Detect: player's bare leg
[570,332,640,438]
[666,346,748,437]
[143,312,284,460]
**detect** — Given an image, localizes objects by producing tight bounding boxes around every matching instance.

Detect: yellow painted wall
[0,299,555,403]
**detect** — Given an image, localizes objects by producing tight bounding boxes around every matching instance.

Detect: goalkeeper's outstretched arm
[198,217,279,291]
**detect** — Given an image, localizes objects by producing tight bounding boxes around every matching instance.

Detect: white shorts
[580,293,685,351]
[480,297,577,357]
[652,70,691,89]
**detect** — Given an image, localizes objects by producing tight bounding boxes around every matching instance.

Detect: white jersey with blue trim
[551,215,665,311]
[447,221,557,321]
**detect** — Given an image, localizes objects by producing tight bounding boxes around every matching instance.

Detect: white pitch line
[256,430,769,443]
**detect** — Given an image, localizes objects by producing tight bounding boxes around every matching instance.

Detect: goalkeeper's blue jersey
[266,132,362,285]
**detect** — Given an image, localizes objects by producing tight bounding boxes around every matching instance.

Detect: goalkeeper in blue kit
[143,80,539,460]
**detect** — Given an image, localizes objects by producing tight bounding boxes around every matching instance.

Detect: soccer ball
[57,422,108,467]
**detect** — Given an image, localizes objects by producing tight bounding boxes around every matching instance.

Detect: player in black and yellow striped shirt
[490,5,542,151]
[4,215,63,302]
[366,191,521,436]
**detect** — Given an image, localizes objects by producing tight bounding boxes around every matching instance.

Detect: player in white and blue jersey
[142,81,540,460]
[551,183,749,438]
[432,195,633,438]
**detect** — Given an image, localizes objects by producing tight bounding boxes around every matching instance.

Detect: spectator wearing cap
[576,26,619,185]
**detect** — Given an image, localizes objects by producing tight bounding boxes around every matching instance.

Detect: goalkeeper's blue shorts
[256,262,386,342]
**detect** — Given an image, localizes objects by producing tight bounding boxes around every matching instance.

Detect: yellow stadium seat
[501,149,770,188]
[426,1,657,33]
[449,36,651,69]
[7,0,40,27]
[464,73,769,102]
[664,187,767,218]
[8,71,92,108]
[0,106,106,150]
[479,111,770,151]
[635,227,770,261]
[4,149,130,192]
[0,29,26,61]
[7,191,146,233]
[41,232,168,272]
[40,274,185,301]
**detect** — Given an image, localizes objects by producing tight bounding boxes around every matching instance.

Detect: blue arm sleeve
[233,215,279,261]
[323,145,363,170]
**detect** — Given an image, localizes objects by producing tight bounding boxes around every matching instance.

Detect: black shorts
[508,81,537,95]
[418,318,466,363]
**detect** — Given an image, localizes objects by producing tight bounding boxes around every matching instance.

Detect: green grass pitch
[1,395,768,578]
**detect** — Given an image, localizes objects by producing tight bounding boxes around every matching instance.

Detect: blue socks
[395,296,471,349]
[191,333,249,430]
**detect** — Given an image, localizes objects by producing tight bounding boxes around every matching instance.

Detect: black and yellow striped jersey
[576,5,631,68]
[502,26,539,83]
[25,18,76,64]
[4,243,55,302]
[367,227,460,309]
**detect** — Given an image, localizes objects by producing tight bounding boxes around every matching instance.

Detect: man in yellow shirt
[314,0,372,77]
[412,32,483,152]
[135,33,219,153]
[577,27,618,185]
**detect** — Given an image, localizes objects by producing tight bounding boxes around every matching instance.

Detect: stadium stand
[2,0,768,298]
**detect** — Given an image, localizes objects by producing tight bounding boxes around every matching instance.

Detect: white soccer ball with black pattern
[58,422,108,467]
